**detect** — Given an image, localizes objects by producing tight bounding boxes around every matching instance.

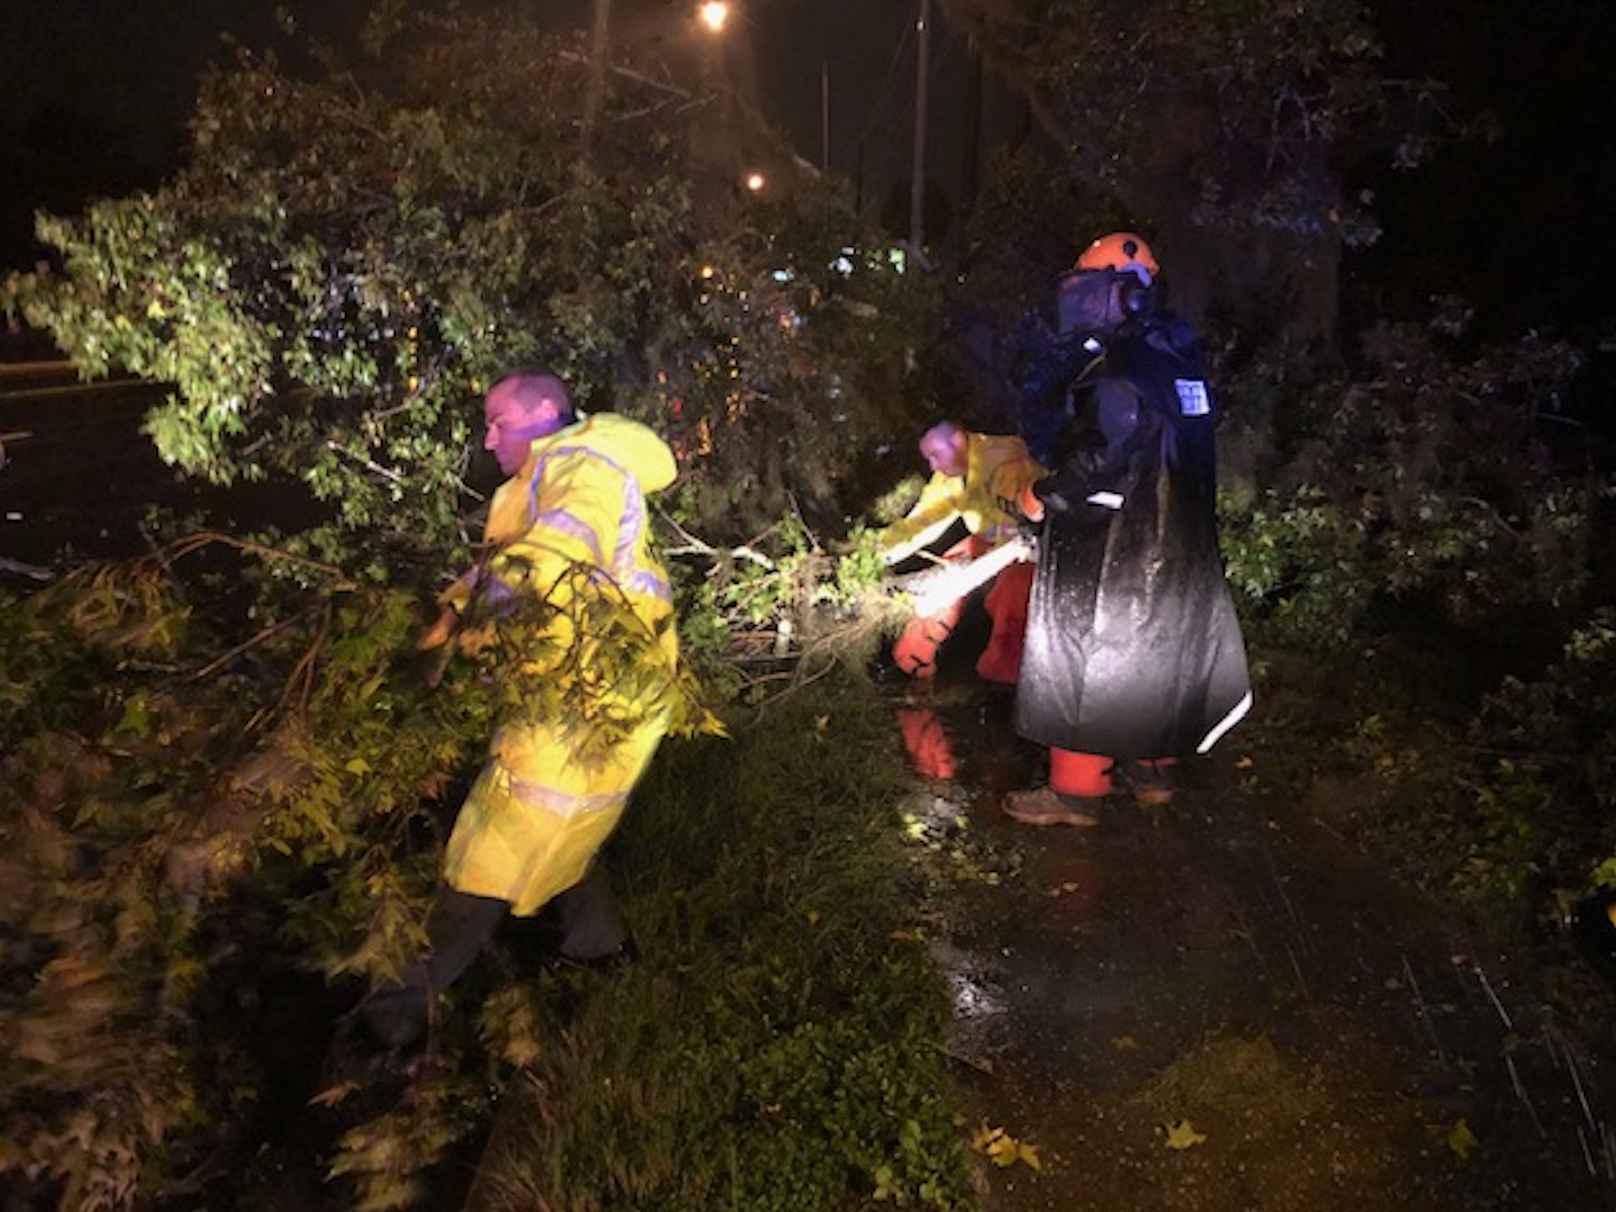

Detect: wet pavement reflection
[888,644,1616,1211]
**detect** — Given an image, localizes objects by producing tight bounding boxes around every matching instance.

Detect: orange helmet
[1075,231,1159,284]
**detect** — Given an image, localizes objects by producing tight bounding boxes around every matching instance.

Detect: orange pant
[1049,750,1176,798]
[976,559,1034,683]
[895,707,957,780]
[892,539,1033,682]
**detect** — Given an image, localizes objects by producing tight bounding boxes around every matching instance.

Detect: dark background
[1358,0,1616,345]
[1,0,369,276]
[2,0,1613,344]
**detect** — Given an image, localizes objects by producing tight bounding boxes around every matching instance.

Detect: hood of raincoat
[548,412,677,495]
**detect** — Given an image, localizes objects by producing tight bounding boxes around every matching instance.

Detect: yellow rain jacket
[442,413,679,915]
[878,432,1044,564]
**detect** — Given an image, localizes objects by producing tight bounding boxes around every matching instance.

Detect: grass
[460,670,976,1212]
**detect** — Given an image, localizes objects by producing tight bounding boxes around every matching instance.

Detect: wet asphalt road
[906,673,1616,1212]
[0,359,315,572]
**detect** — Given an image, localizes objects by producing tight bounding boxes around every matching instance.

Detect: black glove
[1033,478,1073,515]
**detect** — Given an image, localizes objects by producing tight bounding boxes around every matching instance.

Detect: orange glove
[416,605,459,651]
[1018,484,1046,524]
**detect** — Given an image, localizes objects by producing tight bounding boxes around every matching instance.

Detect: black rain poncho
[1013,314,1252,759]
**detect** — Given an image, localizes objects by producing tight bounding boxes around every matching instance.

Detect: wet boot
[554,865,635,966]
[1122,759,1176,806]
[1003,787,1103,827]
[359,888,509,1053]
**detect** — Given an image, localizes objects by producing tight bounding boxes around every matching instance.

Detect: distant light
[744,171,766,193]
[698,2,729,33]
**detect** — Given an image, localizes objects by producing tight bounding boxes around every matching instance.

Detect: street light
[698,2,729,33]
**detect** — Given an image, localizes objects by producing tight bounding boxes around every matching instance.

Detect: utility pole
[820,57,830,172]
[959,31,984,263]
[583,0,613,153]
[908,0,931,258]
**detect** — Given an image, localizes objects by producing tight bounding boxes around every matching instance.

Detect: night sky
[2,0,1613,343]
[1357,0,1616,343]
[0,0,374,270]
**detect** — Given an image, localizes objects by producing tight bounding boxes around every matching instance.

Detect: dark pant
[360,865,628,1049]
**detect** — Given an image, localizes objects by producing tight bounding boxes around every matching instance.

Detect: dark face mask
[1057,271,1114,334]
[1056,269,1149,335]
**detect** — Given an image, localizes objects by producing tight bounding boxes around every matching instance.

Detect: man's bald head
[493,370,574,419]
[483,369,577,474]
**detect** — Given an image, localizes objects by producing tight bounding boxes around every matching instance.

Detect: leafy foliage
[6,6,1616,1209]
[940,0,1474,347]
[1211,298,1616,933]
[0,532,725,1210]
[0,524,981,1212]
[1380,609,1616,920]
[3,8,934,555]
[1218,309,1598,651]
[326,1055,496,1212]
[0,13,961,1203]
[946,0,1393,219]
[666,507,909,704]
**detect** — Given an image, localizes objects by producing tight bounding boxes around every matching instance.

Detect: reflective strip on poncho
[1014,318,1251,761]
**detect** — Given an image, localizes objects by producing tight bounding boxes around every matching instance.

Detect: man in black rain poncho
[1004,232,1252,826]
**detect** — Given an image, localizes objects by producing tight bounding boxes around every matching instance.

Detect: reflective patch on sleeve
[1085,491,1124,510]
[1174,378,1211,417]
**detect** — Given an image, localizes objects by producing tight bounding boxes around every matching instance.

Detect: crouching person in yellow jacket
[363,368,683,1052]
[879,420,1044,683]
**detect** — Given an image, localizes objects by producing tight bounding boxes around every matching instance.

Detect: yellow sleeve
[878,472,966,564]
[435,462,545,615]
[988,450,1048,517]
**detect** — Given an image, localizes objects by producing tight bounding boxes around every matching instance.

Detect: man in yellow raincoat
[363,368,680,1050]
[880,420,1043,683]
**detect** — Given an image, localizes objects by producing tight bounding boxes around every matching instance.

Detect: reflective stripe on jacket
[879,432,1044,563]
[443,413,680,915]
